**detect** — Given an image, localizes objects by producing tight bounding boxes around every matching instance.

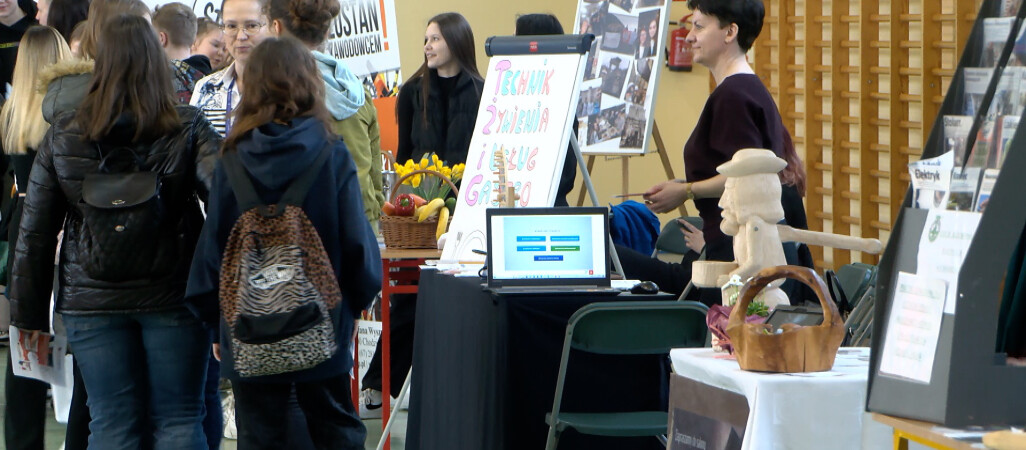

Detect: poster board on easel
[441,35,593,263]
[574,0,670,155]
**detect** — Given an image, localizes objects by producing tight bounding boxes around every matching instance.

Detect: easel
[575,121,689,218]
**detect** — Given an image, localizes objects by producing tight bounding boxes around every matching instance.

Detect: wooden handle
[727,265,840,331]
[389,169,459,203]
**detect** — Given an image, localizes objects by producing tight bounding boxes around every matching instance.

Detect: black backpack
[78,144,177,281]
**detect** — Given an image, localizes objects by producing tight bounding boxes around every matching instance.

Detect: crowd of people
[0,0,812,448]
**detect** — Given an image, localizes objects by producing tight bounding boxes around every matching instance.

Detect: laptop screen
[486,207,610,288]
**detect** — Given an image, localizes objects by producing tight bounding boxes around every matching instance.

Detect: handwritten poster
[574,0,669,154]
[143,0,402,98]
[879,272,947,384]
[442,52,587,262]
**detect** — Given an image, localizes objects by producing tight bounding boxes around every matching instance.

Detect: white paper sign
[442,52,587,262]
[353,319,382,418]
[879,272,947,384]
[909,151,954,210]
[916,210,981,314]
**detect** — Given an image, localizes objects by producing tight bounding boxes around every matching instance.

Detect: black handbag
[78,144,170,281]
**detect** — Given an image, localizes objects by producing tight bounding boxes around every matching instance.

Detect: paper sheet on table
[916,209,981,314]
[879,272,947,384]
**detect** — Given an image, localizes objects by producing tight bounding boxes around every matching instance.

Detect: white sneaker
[361,388,383,419]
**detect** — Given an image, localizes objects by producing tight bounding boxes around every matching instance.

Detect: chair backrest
[567,301,710,355]
[652,216,703,257]
[834,263,877,308]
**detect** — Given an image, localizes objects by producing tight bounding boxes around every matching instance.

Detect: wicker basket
[380,169,458,249]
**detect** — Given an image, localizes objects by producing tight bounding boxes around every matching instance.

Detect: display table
[871,413,980,450]
[669,348,873,449]
[406,269,671,450]
[363,247,441,450]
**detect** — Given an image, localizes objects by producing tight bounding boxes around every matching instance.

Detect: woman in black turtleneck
[394,12,484,167]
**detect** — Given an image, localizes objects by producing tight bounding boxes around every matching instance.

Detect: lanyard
[225,78,236,135]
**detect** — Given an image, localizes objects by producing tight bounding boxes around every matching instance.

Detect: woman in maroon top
[633,0,811,302]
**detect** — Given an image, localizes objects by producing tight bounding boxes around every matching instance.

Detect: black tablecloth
[407,270,669,450]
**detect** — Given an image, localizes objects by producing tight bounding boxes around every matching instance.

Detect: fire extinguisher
[667,14,693,72]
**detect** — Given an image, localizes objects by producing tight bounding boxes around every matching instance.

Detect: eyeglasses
[219,21,266,37]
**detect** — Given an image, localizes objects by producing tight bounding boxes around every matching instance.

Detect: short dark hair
[515,13,563,36]
[265,0,340,46]
[46,0,90,43]
[225,37,331,152]
[686,0,764,52]
[153,2,198,47]
[77,14,180,143]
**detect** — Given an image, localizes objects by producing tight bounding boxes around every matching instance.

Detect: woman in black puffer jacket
[8,15,220,449]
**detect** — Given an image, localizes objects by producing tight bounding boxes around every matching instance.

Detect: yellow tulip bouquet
[394,153,465,201]
[380,153,465,247]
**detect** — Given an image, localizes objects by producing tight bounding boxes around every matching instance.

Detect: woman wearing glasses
[190,0,273,136]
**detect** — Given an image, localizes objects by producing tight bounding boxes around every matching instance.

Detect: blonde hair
[1,26,73,155]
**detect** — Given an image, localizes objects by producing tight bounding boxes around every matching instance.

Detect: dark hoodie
[185,116,381,382]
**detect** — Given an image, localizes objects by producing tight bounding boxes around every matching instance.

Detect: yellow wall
[394,0,708,222]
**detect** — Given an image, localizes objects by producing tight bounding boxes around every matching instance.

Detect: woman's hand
[678,218,705,253]
[212,343,221,361]
[642,181,688,214]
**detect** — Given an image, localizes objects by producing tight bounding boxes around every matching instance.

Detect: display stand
[575,121,688,218]
[867,0,1026,427]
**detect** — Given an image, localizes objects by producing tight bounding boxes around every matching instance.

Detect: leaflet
[916,209,981,315]
[879,272,947,384]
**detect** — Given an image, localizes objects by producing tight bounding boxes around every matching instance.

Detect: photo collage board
[574,0,669,154]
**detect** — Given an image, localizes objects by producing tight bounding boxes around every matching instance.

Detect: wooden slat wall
[752,0,979,271]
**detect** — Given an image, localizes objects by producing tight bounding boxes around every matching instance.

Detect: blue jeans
[64,307,208,450]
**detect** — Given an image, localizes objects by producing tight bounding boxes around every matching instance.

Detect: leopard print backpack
[219,146,340,377]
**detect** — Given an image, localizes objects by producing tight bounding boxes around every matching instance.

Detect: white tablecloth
[670,348,873,450]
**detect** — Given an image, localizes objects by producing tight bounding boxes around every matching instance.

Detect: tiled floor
[0,345,407,450]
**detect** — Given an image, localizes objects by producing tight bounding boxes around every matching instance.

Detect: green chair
[544,300,710,450]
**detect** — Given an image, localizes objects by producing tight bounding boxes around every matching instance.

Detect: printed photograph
[588,104,627,145]
[600,13,640,54]
[637,0,665,7]
[624,65,650,105]
[599,54,631,97]
[577,1,610,37]
[578,86,602,117]
[609,0,634,13]
[584,38,602,81]
[636,10,661,59]
[620,104,646,148]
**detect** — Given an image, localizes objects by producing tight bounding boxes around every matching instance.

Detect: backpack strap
[221,143,331,216]
[277,143,330,210]
[221,150,264,213]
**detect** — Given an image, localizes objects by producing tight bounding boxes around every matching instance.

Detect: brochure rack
[867,0,1026,427]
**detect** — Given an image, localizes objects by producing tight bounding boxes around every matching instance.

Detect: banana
[417,198,446,222]
[435,206,450,240]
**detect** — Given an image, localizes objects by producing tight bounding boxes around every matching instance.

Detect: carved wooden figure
[692,149,884,307]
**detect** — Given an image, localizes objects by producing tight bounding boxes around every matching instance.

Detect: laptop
[485,207,621,296]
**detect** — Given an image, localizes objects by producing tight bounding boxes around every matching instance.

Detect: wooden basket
[380,169,458,249]
[726,265,845,373]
